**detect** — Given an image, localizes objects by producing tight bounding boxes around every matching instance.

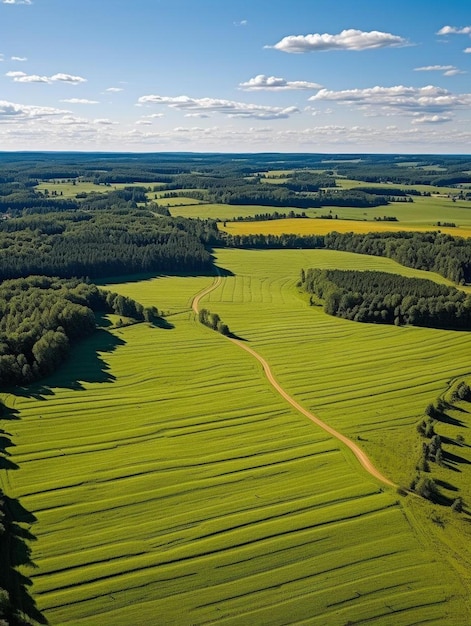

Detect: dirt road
[192,276,396,489]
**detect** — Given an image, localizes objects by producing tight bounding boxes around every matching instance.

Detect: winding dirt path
[192,276,396,489]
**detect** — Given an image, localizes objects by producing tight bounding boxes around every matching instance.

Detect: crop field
[220,215,471,238]
[2,248,470,625]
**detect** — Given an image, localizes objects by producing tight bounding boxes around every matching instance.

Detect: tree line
[300,268,471,329]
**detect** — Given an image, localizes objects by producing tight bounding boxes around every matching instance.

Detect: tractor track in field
[192,275,396,489]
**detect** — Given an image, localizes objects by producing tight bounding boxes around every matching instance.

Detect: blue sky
[1,0,471,153]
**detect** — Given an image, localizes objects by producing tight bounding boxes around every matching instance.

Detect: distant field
[169,203,307,221]
[35,180,166,199]
[221,216,471,238]
[2,248,470,624]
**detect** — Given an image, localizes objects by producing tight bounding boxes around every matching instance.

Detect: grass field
[2,249,471,625]
[35,181,166,199]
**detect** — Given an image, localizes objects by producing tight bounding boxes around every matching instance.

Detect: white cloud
[267,29,408,53]
[137,94,300,119]
[239,74,322,91]
[437,26,471,36]
[465,48,471,53]
[411,115,452,124]
[105,87,123,92]
[6,71,86,84]
[93,118,116,125]
[0,99,69,121]
[2,0,32,4]
[51,73,87,84]
[184,113,210,118]
[143,113,164,119]
[310,85,471,116]
[135,120,153,125]
[11,56,27,61]
[60,98,99,104]
[234,19,247,26]
[414,65,465,76]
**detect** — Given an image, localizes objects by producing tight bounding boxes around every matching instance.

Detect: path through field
[192,275,396,488]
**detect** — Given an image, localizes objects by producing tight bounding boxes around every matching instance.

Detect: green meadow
[2,248,471,624]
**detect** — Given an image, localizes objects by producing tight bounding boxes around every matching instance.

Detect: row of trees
[198,308,230,336]
[301,268,471,329]
[411,385,469,510]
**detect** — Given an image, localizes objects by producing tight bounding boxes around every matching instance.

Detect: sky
[1,0,471,154]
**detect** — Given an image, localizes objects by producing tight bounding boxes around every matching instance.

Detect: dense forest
[0,208,217,280]
[301,269,471,330]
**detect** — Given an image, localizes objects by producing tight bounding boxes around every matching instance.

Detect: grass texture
[1,249,470,625]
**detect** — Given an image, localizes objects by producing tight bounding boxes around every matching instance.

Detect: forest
[301,268,471,329]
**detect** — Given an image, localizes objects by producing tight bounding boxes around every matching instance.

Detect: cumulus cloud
[414,65,465,76]
[105,87,123,92]
[310,85,471,116]
[239,74,322,91]
[267,29,408,53]
[0,99,69,121]
[234,19,247,26]
[11,56,27,61]
[465,48,471,53]
[60,98,99,104]
[437,26,471,36]
[411,114,452,124]
[3,0,32,4]
[137,94,300,119]
[6,71,86,84]
[93,118,117,125]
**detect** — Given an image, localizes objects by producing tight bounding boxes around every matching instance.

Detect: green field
[35,180,167,199]
[2,249,471,625]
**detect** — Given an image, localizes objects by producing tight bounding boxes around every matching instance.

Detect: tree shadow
[0,405,20,421]
[435,479,459,492]
[149,317,174,330]
[433,410,466,428]
[444,450,471,467]
[94,264,234,286]
[0,495,48,624]
[228,331,248,342]
[13,329,125,401]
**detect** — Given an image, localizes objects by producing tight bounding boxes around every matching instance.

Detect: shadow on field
[14,329,125,400]
[94,264,234,286]
[0,434,18,471]
[0,495,48,624]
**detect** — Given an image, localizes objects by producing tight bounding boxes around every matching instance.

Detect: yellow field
[221,217,471,239]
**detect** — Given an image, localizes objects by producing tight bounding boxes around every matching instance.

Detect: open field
[35,181,167,199]
[2,249,471,624]
[220,215,471,238]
